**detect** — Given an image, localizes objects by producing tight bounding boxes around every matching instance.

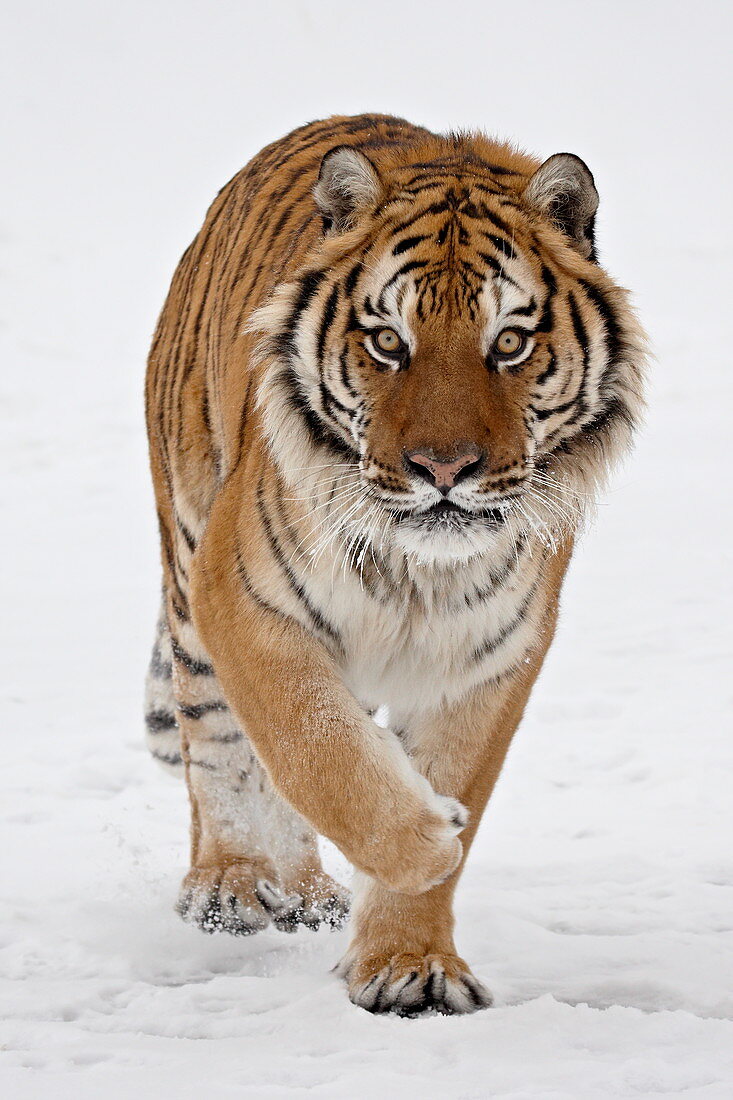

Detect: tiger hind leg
[167,610,349,935]
[145,595,183,774]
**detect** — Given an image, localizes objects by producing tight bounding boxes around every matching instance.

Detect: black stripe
[234,374,253,467]
[568,292,589,356]
[486,473,527,490]
[277,270,327,358]
[510,297,537,317]
[582,394,634,437]
[480,162,520,176]
[344,261,363,295]
[462,532,528,609]
[542,264,558,293]
[202,730,245,744]
[256,481,344,650]
[377,259,429,310]
[535,347,557,386]
[471,577,541,665]
[170,636,214,676]
[317,283,340,362]
[320,378,354,423]
[152,750,183,766]
[474,182,515,199]
[535,267,557,334]
[578,279,623,364]
[401,162,458,175]
[175,515,197,553]
[146,709,178,732]
[567,291,592,418]
[339,349,359,399]
[235,542,290,622]
[281,365,358,459]
[477,252,519,287]
[171,599,188,623]
[345,306,362,334]
[483,232,517,259]
[178,701,228,720]
[392,234,429,256]
[482,207,514,236]
[402,179,450,196]
[389,200,457,236]
[158,511,189,622]
[459,257,492,283]
[436,221,451,246]
[532,397,578,422]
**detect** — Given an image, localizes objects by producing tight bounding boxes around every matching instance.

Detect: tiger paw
[367,793,467,895]
[176,861,276,936]
[278,870,351,930]
[340,950,493,1016]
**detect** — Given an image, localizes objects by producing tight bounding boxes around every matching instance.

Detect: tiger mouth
[396,500,509,527]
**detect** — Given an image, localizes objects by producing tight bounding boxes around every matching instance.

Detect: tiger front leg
[339,671,543,1014]
[171,618,317,935]
[337,875,493,1015]
[189,491,468,899]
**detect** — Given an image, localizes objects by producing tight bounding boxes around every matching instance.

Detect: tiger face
[256,143,645,565]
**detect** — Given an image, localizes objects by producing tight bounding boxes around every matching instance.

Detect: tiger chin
[145,114,646,1015]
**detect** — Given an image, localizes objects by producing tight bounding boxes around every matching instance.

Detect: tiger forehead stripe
[392,234,429,255]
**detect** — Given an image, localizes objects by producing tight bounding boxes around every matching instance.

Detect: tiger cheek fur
[145,114,646,1014]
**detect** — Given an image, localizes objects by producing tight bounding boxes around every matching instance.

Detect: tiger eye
[374,328,402,354]
[494,329,525,357]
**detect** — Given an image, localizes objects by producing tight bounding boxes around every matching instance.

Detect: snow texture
[2,1,732,1096]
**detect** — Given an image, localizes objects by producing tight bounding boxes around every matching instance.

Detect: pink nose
[405,450,483,493]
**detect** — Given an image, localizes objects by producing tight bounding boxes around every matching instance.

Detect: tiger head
[255,137,646,565]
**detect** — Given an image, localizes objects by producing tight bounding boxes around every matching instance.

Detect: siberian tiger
[145,114,645,1015]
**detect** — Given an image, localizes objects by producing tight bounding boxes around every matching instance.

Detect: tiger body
[145,114,645,1013]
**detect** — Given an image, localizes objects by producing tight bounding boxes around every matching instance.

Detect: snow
[2,0,732,1096]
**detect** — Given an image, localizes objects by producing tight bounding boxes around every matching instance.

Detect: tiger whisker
[285,482,365,514]
[513,495,555,553]
[283,470,362,499]
[286,501,365,563]
[531,469,594,505]
[524,481,579,532]
[288,489,369,565]
[287,462,361,473]
[307,492,372,570]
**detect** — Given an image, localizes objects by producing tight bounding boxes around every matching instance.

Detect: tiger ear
[524,153,599,260]
[314,146,382,234]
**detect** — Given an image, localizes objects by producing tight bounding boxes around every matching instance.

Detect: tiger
[145,113,646,1015]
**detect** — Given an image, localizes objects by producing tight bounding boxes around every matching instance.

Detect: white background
[2,1,732,1096]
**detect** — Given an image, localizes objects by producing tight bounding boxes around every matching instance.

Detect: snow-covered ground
[2,1,732,1096]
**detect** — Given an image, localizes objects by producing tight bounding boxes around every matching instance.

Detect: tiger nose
[404,449,483,494]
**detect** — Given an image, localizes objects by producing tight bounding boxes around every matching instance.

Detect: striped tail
[145,596,184,775]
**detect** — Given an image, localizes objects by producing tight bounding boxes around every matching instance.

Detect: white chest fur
[302,530,548,721]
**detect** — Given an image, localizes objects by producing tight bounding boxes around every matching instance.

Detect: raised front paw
[340,950,493,1016]
[370,793,468,895]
